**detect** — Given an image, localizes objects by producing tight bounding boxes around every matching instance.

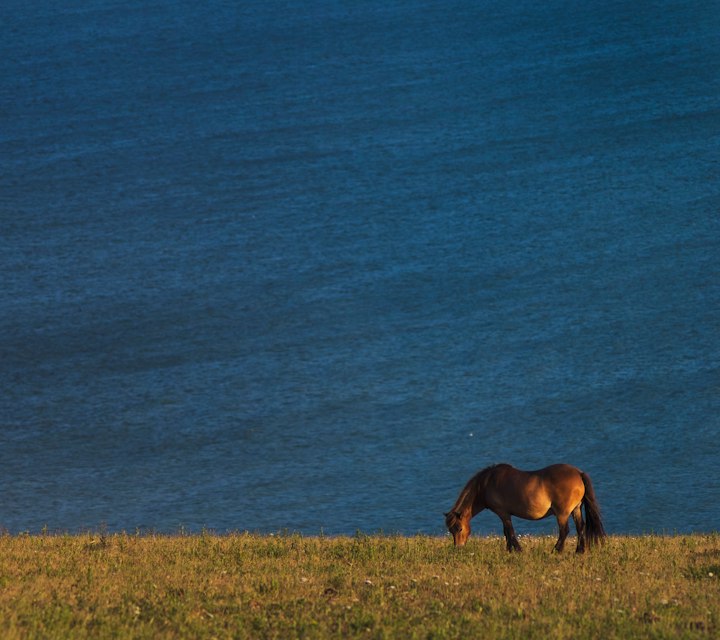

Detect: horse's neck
[454,473,486,519]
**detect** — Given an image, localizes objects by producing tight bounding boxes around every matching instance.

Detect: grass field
[0,532,718,639]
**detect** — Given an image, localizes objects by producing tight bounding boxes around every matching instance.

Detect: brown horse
[445,463,606,553]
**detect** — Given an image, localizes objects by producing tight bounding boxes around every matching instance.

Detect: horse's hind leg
[572,505,585,554]
[554,514,570,552]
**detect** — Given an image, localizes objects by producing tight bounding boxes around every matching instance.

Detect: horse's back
[491,463,581,489]
[532,463,581,478]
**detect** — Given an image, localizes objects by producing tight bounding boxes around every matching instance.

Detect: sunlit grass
[0,532,718,638]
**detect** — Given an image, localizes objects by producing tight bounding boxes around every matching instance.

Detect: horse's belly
[521,504,554,520]
[488,488,552,520]
[505,496,552,519]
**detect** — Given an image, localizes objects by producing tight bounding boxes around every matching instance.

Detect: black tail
[581,471,607,547]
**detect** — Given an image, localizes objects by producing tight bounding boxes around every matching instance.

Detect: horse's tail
[580,471,607,547]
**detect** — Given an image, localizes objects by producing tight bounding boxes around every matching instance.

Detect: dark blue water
[2,0,719,536]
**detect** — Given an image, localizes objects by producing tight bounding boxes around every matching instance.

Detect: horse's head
[444,510,471,547]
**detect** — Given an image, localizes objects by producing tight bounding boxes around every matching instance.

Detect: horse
[445,463,606,553]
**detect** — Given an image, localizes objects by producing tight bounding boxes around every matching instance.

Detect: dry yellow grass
[0,532,718,638]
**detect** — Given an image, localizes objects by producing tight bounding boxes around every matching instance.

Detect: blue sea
[2,0,719,537]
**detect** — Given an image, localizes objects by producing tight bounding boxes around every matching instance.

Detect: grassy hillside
[0,533,718,638]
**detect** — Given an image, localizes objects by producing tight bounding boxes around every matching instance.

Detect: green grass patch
[0,533,718,638]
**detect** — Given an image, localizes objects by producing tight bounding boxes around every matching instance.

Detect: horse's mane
[446,464,503,525]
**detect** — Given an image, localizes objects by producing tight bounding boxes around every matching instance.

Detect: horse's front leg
[498,512,522,552]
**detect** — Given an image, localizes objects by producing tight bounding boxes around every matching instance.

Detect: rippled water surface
[2,0,719,535]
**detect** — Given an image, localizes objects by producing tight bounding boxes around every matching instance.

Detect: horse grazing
[445,463,606,553]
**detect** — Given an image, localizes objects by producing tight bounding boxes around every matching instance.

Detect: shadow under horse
[445,463,606,553]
